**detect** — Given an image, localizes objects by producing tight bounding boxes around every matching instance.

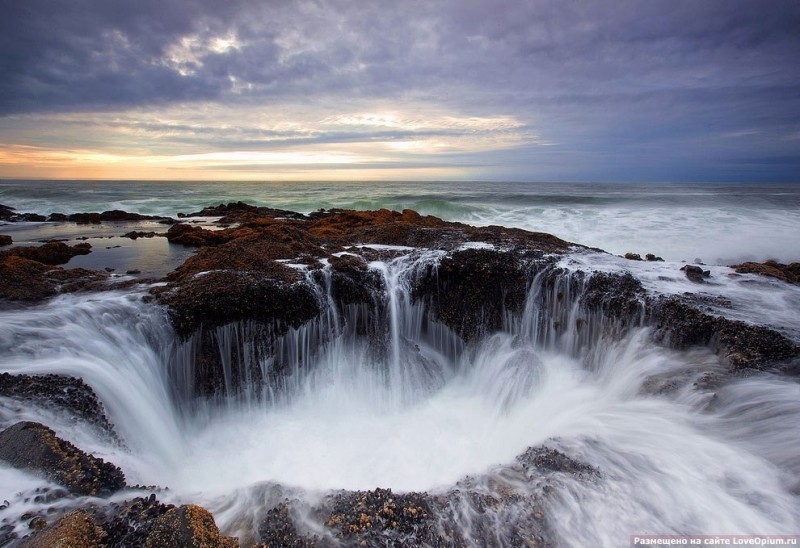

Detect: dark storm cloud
[1,0,799,180]
[3,0,797,114]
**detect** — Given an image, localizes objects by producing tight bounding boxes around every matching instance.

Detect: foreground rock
[255,445,597,546]
[18,497,238,547]
[19,510,106,547]
[0,421,125,496]
[145,504,239,547]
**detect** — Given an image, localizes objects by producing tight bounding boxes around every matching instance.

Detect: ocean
[1,179,799,545]
[2,179,799,264]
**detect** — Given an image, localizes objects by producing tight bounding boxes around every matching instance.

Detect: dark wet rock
[144,504,239,547]
[0,421,125,496]
[156,270,320,339]
[178,201,310,223]
[645,253,664,262]
[325,488,432,541]
[0,234,11,246]
[581,271,645,319]
[0,204,15,220]
[257,501,320,547]
[122,230,163,240]
[325,253,384,307]
[518,446,599,479]
[681,264,710,283]
[1,241,91,265]
[0,254,109,301]
[166,223,234,246]
[624,252,642,260]
[730,260,800,285]
[414,249,532,341]
[96,495,174,547]
[0,204,46,222]
[0,373,118,441]
[61,210,173,224]
[257,484,555,547]
[647,296,800,370]
[19,510,106,547]
[0,256,56,300]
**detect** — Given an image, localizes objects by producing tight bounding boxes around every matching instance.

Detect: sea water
[2,179,799,264]
[0,180,799,545]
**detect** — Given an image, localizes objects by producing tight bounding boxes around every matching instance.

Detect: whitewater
[1,180,799,546]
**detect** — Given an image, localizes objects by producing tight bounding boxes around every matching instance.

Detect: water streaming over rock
[1,250,799,545]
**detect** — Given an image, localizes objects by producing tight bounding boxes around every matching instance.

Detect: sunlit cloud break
[0,0,798,181]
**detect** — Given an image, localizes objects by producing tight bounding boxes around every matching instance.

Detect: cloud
[0,0,799,180]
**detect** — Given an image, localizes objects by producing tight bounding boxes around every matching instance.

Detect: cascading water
[1,251,799,545]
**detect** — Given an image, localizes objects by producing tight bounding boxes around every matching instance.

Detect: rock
[680,264,710,283]
[0,422,125,496]
[0,255,56,300]
[0,254,108,301]
[0,205,46,222]
[414,249,532,341]
[166,223,233,247]
[98,495,175,546]
[730,260,800,285]
[257,502,318,547]
[145,504,238,548]
[624,252,642,260]
[62,210,173,224]
[324,488,434,544]
[0,235,11,246]
[647,296,800,371]
[581,271,645,318]
[178,201,309,223]
[517,446,599,479]
[20,510,106,547]
[122,230,163,239]
[645,253,664,262]
[0,204,15,220]
[0,373,119,441]
[1,241,91,265]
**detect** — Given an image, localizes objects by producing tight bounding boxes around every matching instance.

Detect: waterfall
[1,253,798,545]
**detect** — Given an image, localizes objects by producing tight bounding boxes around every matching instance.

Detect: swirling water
[0,251,798,545]
[0,180,799,545]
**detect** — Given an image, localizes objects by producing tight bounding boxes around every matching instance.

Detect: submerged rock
[648,296,799,371]
[680,264,710,283]
[0,421,125,496]
[0,373,118,441]
[0,234,11,246]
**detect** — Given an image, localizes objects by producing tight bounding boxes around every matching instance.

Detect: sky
[0,0,798,182]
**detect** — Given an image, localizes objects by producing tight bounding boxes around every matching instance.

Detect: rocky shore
[1,202,799,546]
